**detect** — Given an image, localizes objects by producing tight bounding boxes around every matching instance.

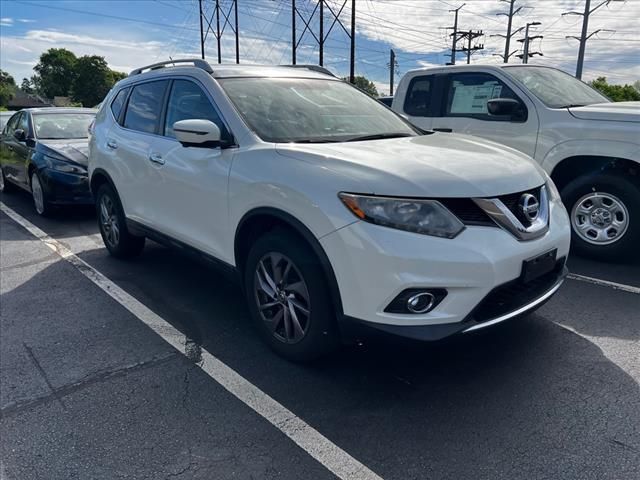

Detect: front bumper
[320,201,571,341]
[39,168,93,205]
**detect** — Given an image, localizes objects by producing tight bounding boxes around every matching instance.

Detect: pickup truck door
[430,71,539,158]
[395,74,437,132]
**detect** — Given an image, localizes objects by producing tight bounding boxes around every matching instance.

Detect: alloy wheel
[254,252,311,344]
[99,194,120,248]
[0,168,5,192]
[571,192,629,245]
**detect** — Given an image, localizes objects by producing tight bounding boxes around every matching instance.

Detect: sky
[0,0,638,96]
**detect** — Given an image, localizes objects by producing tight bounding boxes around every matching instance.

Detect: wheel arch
[234,207,344,317]
[550,155,640,192]
[90,168,118,196]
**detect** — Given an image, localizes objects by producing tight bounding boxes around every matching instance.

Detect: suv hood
[568,101,640,123]
[276,133,545,198]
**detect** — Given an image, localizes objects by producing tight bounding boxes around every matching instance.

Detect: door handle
[106,140,118,150]
[433,128,453,133]
[149,153,165,165]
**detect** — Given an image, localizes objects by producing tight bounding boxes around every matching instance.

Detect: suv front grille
[438,198,496,227]
[497,186,542,228]
[469,257,566,324]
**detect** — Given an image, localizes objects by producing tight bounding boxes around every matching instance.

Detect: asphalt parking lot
[1,190,638,480]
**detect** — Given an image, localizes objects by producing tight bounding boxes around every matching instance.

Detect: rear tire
[244,228,338,362]
[95,183,145,258]
[561,173,639,262]
[0,166,17,193]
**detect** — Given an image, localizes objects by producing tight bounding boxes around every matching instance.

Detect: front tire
[31,171,51,216]
[95,183,145,258]
[244,229,338,362]
[561,173,639,262]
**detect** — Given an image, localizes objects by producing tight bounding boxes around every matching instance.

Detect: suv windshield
[505,66,609,108]
[33,113,95,140]
[219,77,417,143]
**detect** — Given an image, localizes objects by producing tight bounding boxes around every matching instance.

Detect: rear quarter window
[110,87,130,123]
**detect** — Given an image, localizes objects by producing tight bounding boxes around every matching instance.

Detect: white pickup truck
[392,64,639,261]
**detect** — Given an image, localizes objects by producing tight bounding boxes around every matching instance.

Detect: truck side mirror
[487,98,527,122]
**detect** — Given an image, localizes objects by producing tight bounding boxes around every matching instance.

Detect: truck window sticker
[449,81,502,114]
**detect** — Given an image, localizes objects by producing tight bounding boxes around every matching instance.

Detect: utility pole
[215,0,221,64]
[350,0,355,84]
[448,4,465,65]
[319,0,324,66]
[388,49,398,95]
[563,0,622,79]
[199,0,240,64]
[459,30,484,64]
[292,0,296,64]
[517,21,542,64]
[199,0,205,59]
[495,0,525,63]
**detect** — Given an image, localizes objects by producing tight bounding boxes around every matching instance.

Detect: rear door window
[403,75,433,117]
[123,80,169,134]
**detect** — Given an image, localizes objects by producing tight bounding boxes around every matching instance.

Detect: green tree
[33,48,78,98]
[71,55,117,107]
[110,70,127,83]
[342,75,379,97]
[0,69,17,107]
[589,77,640,102]
[20,78,34,94]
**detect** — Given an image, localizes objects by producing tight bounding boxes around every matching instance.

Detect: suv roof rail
[129,58,214,76]
[281,64,336,77]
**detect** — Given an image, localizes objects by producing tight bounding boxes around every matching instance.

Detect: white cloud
[1,17,14,27]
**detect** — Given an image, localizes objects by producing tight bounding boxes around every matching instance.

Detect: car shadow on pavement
[61,243,640,480]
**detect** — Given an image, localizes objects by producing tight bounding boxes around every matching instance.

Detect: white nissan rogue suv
[89,59,571,361]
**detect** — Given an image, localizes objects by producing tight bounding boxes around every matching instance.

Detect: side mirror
[13,129,26,142]
[173,119,222,147]
[487,98,526,121]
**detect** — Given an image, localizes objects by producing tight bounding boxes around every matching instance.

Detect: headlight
[542,172,562,204]
[338,193,465,239]
[44,155,87,175]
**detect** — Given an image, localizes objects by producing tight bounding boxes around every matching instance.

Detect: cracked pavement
[1,191,639,480]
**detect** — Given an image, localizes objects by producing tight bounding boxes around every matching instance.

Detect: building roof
[7,90,53,109]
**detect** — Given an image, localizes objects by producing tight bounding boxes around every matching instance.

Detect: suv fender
[234,207,344,318]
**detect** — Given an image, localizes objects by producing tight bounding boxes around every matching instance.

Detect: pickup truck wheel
[244,229,338,362]
[96,184,145,258]
[561,174,639,262]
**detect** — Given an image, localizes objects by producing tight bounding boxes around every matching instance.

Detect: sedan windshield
[33,113,95,140]
[505,66,609,108]
[219,77,418,143]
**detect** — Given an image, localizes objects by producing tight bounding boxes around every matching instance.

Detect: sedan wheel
[254,252,311,344]
[31,172,48,216]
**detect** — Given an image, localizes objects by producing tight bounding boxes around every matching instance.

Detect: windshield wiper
[291,138,340,144]
[558,103,587,108]
[345,132,414,142]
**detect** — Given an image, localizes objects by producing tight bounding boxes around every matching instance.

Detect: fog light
[407,292,435,314]
[384,288,447,314]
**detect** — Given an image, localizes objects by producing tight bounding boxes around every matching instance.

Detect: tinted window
[110,87,130,123]
[404,76,433,117]
[4,113,21,135]
[445,73,520,118]
[164,80,226,139]
[18,112,30,134]
[123,80,168,134]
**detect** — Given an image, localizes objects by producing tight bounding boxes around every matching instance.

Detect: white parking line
[567,273,640,295]
[0,202,383,480]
